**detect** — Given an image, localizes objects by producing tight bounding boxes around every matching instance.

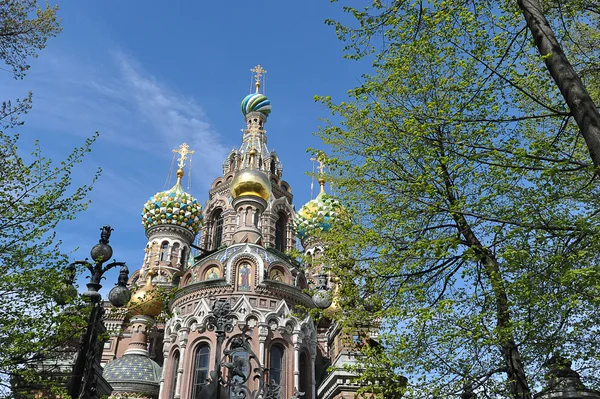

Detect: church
[98,66,361,399]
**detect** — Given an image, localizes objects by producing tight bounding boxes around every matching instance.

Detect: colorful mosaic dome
[141,175,203,234]
[103,354,161,396]
[296,181,345,241]
[241,93,271,116]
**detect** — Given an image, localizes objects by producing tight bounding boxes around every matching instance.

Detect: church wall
[159,323,309,399]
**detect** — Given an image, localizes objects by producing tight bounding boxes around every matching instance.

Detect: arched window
[270,159,276,175]
[160,241,169,261]
[192,344,210,398]
[168,350,180,399]
[212,209,224,249]
[170,243,180,265]
[269,345,285,390]
[299,352,310,399]
[181,247,189,268]
[275,212,287,252]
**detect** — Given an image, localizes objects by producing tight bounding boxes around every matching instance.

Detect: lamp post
[67,226,131,399]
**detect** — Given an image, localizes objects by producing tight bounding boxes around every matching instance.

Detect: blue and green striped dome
[241,93,271,116]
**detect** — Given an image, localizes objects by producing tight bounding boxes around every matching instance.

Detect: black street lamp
[67,226,131,399]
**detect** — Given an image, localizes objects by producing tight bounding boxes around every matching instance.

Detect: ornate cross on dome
[172,143,195,169]
[251,64,267,93]
[310,155,327,196]
[316,157,325,175]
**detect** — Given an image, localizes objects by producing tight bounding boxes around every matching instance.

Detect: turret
[138,143,203,287]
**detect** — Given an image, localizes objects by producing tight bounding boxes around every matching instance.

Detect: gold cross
[172,143,195,169]
[316,158,325,174]
[251,65,267,93]
[310,157,326,174]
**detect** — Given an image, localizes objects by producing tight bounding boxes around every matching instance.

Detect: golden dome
[323,281,341,318]
[230,169,271,201]
[128,272,163,318]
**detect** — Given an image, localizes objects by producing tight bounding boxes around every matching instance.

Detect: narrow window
[269,345,285,389]
[169,350,180,399]
[299,352,310,399]
[213,209,224,249]
[275,212,287,252]
[170,243,180,265]
[160,242,169,261]
[181,247,189,268]
[192,345,210,398]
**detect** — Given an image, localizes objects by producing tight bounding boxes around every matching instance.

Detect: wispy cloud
[4,48,228,188]
[0,47,229,283]
[110,50,228,180]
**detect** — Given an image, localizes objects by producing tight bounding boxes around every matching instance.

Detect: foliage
[316,1,600,398]
[0,1,98,397]
[0,0,61,79]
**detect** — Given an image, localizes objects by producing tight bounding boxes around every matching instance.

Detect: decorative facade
[100,66,359,399]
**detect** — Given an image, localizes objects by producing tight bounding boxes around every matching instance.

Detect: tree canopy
[316,1,600,398]
[0,1,97,396]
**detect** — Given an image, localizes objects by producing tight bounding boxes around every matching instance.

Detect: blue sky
[2,1,370,294]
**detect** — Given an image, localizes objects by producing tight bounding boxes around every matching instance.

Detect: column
[157,338,171,399]
[258,324,269,366]
[310,350,317,399]
[174,327,189,399]
[292,333,302,390]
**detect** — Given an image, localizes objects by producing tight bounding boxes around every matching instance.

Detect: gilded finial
[172,143,195,184]
[248,148,257,170]
[251,65,267,93]
[316,157,326,194]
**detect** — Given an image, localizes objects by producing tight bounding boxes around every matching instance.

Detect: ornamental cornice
[272,184,293,202]
[146,225,195,243]
[172,280,233,306]
[209,182,232,198]
[255,281,314,308]
[171,284,312,318]
[166,295,314,339]
[317,369,362,399]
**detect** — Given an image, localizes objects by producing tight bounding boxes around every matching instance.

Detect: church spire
[239,64,273,166]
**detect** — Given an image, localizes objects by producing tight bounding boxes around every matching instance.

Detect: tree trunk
[518,0,600,169]
[438,157,533,399]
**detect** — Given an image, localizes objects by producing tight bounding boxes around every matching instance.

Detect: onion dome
[103,355,161,397]
[296,178,345,241]
[241,93,271,117]
[230,149,272,201]
[141,168,203,234]
[323,278,341,318]
[128,272,163,318]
